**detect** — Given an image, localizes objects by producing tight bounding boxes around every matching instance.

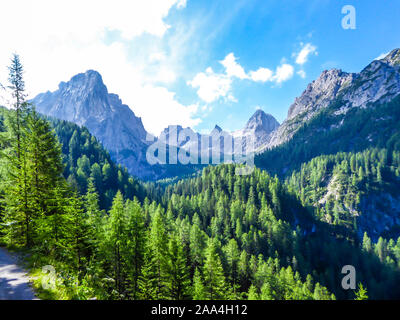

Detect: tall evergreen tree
[166,234,191,300]
[202,239,227,300]
[125,199,146,299]
[103,191,127,298]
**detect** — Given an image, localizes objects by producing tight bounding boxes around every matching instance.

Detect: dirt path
[0,247,37,300]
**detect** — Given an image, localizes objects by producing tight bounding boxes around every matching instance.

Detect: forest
[1,55,399,300]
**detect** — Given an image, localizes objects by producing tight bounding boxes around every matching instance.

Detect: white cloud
[177,0,187,9]
[272,64,294,83]
[220,53,248,79]
[189,53,296,103]
[295,43,317,65]
[297,70,306,79]
[149,52,167,63]
[250,68,273,82]
[0,0,199,135]
[131,85,201,134]
[188,68,233,103]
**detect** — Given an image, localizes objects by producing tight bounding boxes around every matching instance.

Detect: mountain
[266,48,400,150]
[32,70,154,179]
[161,109,279,159]
[32,71,280,180]
[255,49,400,241]
[233,109,280,151]
[257,49,400,172]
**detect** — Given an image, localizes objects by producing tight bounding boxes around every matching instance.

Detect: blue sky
[164,0,400,132]
[1,0,400,135]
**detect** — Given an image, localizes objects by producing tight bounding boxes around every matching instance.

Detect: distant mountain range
[32,71,280,179]
[32,48,400,181]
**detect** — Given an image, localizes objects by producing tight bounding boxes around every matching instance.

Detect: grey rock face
[32,70,152,178]
[267,48,400,149]
[161,109,280,157]
[234,109,280,152]
[32,70,281,179]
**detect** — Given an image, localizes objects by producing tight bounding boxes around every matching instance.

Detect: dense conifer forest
[1,55,400,300]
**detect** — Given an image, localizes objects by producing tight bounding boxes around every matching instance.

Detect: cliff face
[267,49,400,149]
[32,70,280,179]
[32,70,153,178]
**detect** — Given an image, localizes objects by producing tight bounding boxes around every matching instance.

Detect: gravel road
[0,247,37,300]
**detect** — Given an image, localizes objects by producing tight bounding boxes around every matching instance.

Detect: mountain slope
[0,106,148,209]
[285,148,400,241]
[256,49,400,175]
[161,109,279,158]
[32,70,156,179]
[32,71,280,180]
[266,48,400,150]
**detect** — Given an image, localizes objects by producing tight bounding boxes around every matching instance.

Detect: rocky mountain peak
[380,48,400,67]
[59,70,106,94]
[267,48,400,150]
[32,70,152,178]
[213,125,223,133]
[245,109,280,133]
[286,68,355,121]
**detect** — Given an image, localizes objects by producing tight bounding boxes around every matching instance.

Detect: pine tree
[139,239,157,300]
[104,191,127,298]
[67,193,91,276]
[225,239,240,297]
[85,178,103,243]
[203,239,227,300]
[2,54,31,246]
[148,206,169,299]
[125,199,146,299]
[247,285,259,300]
[7,53,27,161]
[166,234,191,300]
[362,232,372,253]
[192,268,205,300]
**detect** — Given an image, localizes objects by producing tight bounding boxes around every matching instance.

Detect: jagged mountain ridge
[32,70,154,178]
[160,110,279,158]
[32,70,279,179]
[266,48,400,149]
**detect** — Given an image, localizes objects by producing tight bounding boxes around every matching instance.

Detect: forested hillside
[0,103,337,300]
[256,95,400,177]
[3,102,391,300]
[1,55,400,301]
[285,148,400,241]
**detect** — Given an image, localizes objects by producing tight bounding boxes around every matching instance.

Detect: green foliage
[354,283,368,300]
[1,56,400,301]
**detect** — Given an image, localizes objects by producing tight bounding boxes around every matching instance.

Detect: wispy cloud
[295,43,318,65]
[188,67,233,104]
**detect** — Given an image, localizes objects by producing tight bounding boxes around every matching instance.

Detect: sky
[0,0,400,135]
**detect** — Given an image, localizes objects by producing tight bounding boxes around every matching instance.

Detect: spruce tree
[192,268,205,300]
[104,191,127,298]
[203,239,227,300]
[148,206,169,299]
[166,234,191,300]
[125,199,146,299]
